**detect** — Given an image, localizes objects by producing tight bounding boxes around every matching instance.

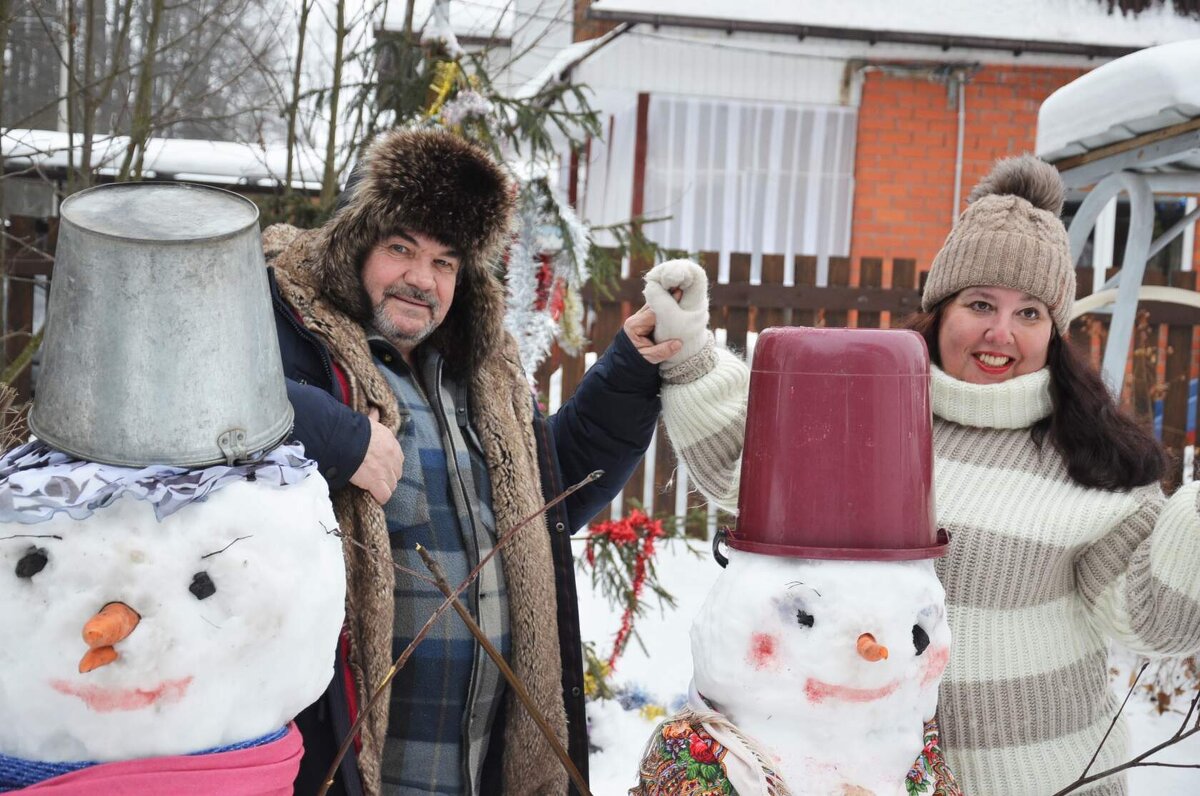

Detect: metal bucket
[30,182,293,467]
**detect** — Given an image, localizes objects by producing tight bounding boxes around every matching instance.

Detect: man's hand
[349,407,404,504]
[623,303,683,365]
[642,259,711,368]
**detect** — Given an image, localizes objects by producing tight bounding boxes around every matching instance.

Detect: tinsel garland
[439,90,493,128]
[503,192,562,376]
[502,188,592,376]
[549,192,591,357]
[424,61,461,119]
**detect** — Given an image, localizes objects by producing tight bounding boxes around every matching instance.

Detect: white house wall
[574,94,640,248]
[643,96,856,283]
[573,32,850,107]
[574,94,856,284]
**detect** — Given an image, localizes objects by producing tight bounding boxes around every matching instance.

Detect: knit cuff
[662,335,717,385]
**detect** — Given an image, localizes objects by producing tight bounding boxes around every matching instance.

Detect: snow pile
[1037,38,1200,161]
[0,470,345,762]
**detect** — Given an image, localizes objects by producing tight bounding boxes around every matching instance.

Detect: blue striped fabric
[371,342,510,796]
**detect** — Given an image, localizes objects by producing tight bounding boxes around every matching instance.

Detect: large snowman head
[0,473,345,762]
[691,549,949,726]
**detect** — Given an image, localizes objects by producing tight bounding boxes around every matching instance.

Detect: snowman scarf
[0,442,315,524]
[0,724,301,794]
[633,685,960,796]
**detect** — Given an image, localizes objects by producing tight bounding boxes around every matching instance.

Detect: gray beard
[372,302,438,352]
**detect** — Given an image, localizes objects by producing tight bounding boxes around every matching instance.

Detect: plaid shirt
[371,340,510,796]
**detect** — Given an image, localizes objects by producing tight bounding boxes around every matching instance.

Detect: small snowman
[634,326,959,796]
[0,182,346,794]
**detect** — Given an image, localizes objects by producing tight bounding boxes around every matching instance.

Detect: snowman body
[691,550,950,795]
[0,443,345,764]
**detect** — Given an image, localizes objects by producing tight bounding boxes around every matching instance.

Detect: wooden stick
[1080,662,1146,778]
[317,470,603,796]
[1052,666,1200,796]
[416,543,592,796]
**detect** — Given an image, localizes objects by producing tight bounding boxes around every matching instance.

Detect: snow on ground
[579,538,1200,795]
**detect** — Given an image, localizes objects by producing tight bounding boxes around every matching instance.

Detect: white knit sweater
[660,347,1200,796]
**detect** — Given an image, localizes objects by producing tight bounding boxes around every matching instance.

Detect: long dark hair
[902,301,1166,491]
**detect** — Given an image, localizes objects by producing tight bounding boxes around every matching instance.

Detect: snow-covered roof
[2,129,325,191]
[512,27,628,100]
[380,0,512,42]
[1036,38,1200,163]
[589,0,1200,55]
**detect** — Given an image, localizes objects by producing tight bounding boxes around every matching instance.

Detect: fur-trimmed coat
[265,225,662,796]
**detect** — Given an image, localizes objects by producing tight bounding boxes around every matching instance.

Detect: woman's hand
[642,259,711,368]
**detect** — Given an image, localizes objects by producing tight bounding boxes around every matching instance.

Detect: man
[264,128,674,796]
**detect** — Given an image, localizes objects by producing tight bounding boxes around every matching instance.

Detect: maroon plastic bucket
[731,327,947,560]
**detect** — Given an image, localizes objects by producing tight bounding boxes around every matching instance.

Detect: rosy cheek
[746,632,777,671]
[921,645,950,687]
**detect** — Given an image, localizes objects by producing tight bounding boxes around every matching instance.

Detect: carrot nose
[856,632,888,662]
[79,602,140,673]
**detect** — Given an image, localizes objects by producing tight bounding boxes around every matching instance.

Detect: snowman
[0,182,346,794]
[633,323,959,796]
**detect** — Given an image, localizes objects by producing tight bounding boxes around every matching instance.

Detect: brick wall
[573,0,619,42]
[850,65,1087,277]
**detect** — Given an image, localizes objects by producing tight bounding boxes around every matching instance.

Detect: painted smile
[804,676,901,704]
[50,676,194,712]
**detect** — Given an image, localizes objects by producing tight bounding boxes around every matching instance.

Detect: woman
[643,155,1200,796]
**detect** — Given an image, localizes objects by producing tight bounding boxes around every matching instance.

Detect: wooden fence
[5,220,1200,525]
[535,255,1200,531]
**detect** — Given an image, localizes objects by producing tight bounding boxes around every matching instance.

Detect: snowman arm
[660,344,749,514]
[286,378,371,492]
[1077,481,1200,656]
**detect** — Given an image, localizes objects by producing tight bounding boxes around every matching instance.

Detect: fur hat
[922,155,1075,334]
[314,127,515,373]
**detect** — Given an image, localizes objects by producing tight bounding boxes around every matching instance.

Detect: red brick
[850,65,1085,267]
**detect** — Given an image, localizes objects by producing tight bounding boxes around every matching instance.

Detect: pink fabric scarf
[20,723,303,795]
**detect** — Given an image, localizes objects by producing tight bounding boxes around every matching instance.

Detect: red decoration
[533,253,566,322]
[584,509,665,669]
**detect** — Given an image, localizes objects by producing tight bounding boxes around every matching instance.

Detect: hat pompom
[967,154,1064,216]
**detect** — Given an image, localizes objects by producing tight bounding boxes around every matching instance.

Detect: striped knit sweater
[660,341,1200,796]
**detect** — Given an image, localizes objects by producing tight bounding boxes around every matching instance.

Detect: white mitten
[643,259,712,368]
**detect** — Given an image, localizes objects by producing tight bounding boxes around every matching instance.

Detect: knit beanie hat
[922,155,1075,334]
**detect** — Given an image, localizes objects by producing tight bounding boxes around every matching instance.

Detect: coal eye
[190,571,216,600]
[913,624,930,655]
[796,610,815,628]
[16,547,48,578]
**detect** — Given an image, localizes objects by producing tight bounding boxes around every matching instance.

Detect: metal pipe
[586,9,1140,58]
[1147,200,1200,260]
[952,77,965,225]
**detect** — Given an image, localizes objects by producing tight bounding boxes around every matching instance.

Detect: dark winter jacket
[270,260,661,795]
